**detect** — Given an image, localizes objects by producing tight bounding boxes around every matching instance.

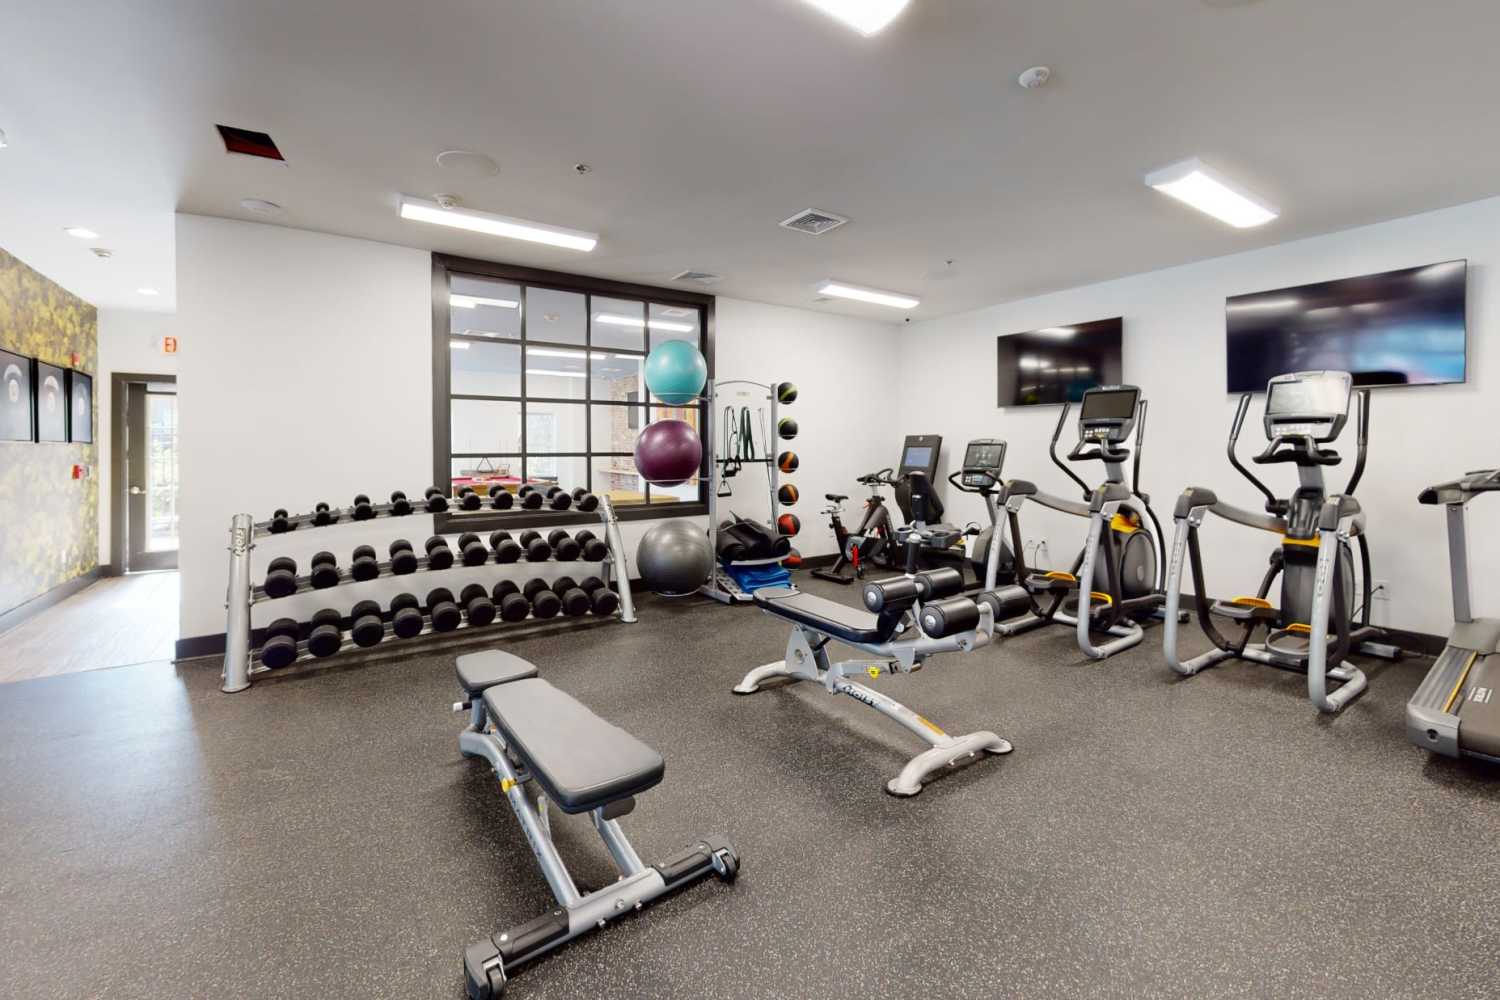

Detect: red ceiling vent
[216,125,285,161]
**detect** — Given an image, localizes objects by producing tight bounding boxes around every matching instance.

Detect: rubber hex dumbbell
[578,576,620,617]
[574,530,609,561]
[490,530,522,564]
[389,539,419,575]
[457,532,489,567]
[517,485,544,510]
[518,530,551,562]
[459,584,496,627]
[546,529,581,562]
[260,617,301,668]
[310,551,341,589]
[426,588,462,632]
[571,488,600,513]
[489,485,514,510]
[491,581,531,622]
[269,508,294,533]
[523,578,561,619]
[264,556,299,599]
[307,608,344,657]
[424,487,449,513]
[552,576,591,617]
[350,600,385,648]
[350,544,380,582]
[458,486,482,511]
[390,490,413,516]
[424,535,455,571]
[352,493,376,521]
[390,593,424,638]
[544,486,573,511]
[313,501,340,526]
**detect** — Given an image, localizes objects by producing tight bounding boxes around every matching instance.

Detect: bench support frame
[735,624,1011,796]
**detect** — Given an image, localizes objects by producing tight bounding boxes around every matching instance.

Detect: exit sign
[162,336,178,355]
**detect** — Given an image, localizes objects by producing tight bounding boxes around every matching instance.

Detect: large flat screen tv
[997,317,1124,406]
[1225,260,1467,393]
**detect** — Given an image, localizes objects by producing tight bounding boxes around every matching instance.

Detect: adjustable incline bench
[734,567,1013,796]
[454,650,739,999]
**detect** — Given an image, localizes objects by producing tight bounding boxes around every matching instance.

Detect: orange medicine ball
[777,451,799,473]
[777,513,801,536]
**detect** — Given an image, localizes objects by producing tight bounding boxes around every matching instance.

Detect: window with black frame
[438,258,711,516]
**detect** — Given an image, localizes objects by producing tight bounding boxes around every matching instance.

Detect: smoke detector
[1018,66,1051,90]
[779,209,848,236]
[90,247,113,259]
[672,269,721,284]
[433,193,461,210]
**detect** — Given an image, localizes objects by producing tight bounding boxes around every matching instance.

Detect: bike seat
[826,493,849,502]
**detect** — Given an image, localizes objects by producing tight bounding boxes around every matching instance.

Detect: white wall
[173,216,898,638]
[96,308,179,564]
[898,196,1500,637]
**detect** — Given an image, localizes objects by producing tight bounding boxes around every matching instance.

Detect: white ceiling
[1,0,1498,320]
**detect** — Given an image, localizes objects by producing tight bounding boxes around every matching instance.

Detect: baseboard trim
[175,632,227,661]
[0,568,103,637]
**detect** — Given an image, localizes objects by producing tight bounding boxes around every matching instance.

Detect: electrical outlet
[1372,579,1390,601]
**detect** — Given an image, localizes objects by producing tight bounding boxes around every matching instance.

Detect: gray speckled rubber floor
[1,575,1496,1000]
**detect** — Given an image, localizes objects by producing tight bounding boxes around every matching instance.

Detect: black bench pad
[482,679,664,813]
[456,650,539,695]
[753,587,884,646]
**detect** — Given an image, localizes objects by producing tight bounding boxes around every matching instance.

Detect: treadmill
[1407,468,1500,764]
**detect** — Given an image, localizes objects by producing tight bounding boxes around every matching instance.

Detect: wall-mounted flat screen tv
[1225,260,1467,393]
[997,317,1124,406]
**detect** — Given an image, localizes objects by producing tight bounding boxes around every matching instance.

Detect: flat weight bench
[734,571,1013,796]
[454,649,739,999]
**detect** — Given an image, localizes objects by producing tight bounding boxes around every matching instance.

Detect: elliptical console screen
[1080,387,1138,421]
[1266,373,1351,419]
[964,442,1004,471]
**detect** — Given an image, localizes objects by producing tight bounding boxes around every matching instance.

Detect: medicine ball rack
[700,378,787,604]
[220,495,637,693]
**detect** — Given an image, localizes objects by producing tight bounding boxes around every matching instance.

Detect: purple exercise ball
[634,419,702,487]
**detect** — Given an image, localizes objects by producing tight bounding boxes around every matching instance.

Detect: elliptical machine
[992,385,1171,659]
[1162,370,1401,714]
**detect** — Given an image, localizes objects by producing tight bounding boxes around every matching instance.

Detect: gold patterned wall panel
[0,247,99,615]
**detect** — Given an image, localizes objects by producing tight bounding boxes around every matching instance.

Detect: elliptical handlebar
[1131,400,1147,498]
[1049,403,1094,501]
[1227,393,1282,514]
[1344,388,1371,497]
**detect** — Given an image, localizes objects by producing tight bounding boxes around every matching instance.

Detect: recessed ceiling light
[816,280,920,310]
[137,287,160,296]
[800,0,911,36]
[90,248,113,259]
[65,227,100,239]
[1144,158,1278,228]
[1018,66,1052,90]
[400,194,598,252]
[450,293,519,309]
[594,313,695,333]
[240,198,283,216]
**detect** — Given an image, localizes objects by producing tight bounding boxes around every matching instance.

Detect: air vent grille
[672,270,721,284]
[779,208,848,236]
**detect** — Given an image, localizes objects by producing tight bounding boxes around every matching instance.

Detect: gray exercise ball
[637,519,712,596]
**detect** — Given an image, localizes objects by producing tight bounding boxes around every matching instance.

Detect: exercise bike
[1162,370,1401,714]
[812,469,897,583]
[992,385,1172,660]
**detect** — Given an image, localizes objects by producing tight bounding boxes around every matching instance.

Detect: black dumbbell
[350,599,385,647]
[352,493,376,521]
[260,617,300,668]
[489,530,522,564]
[574,530,608,561]
[389,539,418,575]
[390,490,413,516]
[307,608,344,657]
[544,486,573,511]
[350,544,380,582]
[390,593,424,638]
[426,588,462,632]
[270,508,294,533]
[517,485,544,510]
[310,551,341,589]
[578,576,620,616]
[458,532,489,566]
[523,578,561,619]
[552,576,591,617]
[571,488,600,512]
[424,536,455,571]
[425,488,449,513]
[264,556,298,599]
[547,529,581,561]
[490,487,514,510]
[491,581,531,622]
[459,488,482,511]
[313,501,341,526]
[459,583,497,627]
[518,530,551,562]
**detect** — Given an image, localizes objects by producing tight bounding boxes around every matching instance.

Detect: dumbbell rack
[220,496,637,693]
[700,378,784,605]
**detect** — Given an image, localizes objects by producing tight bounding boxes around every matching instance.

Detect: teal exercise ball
[644,340,707,405]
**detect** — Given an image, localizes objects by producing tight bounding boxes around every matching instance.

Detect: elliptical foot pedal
[1024,570,1077,595]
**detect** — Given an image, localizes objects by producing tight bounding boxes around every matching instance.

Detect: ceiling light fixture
[525,368,589,379]
[594,313,695,333]
[65,227,100,239]
[1144,158,1278,229]
[400,195,597,252]
[1034,326,1078,339]
[451,293,519,309]
[1226,296,1299,312]
[800,0,911,36]
[137,287,160,296]
[816,280,920,310]
[527,347,611,360]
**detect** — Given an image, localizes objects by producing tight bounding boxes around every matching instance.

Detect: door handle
[129,485,145,495]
